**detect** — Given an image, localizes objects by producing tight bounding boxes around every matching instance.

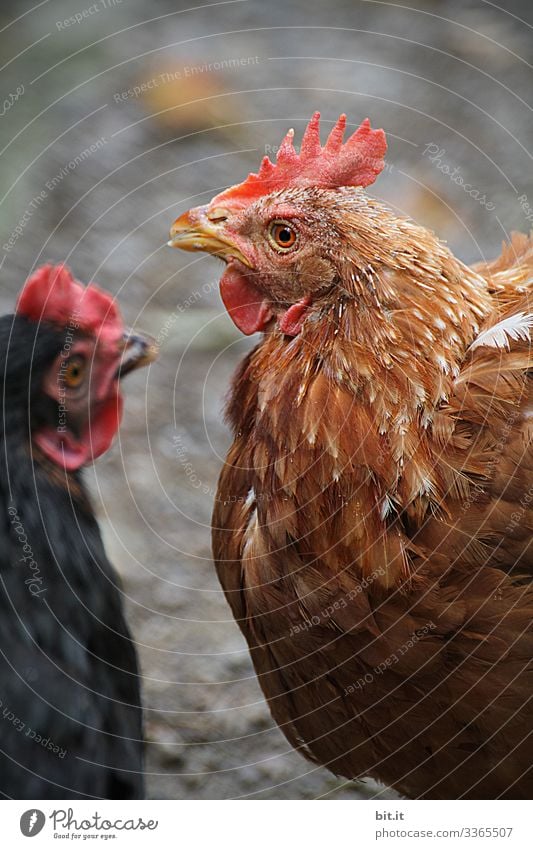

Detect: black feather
[0,315,143,799]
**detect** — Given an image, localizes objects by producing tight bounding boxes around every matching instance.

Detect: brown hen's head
[169,113,390,336]
[16,264,157,471]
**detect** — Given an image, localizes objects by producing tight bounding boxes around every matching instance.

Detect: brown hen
[169,113,533,799]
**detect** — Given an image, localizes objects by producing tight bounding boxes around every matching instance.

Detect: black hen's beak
[117,330,158,378]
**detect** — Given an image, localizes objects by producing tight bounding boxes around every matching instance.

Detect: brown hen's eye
[268,220,298,252]
[63,356,85,389]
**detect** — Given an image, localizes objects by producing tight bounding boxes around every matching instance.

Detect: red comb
[16,264,124,349]
[211,112,387,208]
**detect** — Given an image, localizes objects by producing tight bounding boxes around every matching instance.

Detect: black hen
[0,264,155,799]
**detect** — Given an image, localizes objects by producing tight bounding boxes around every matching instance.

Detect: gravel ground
[0,0,532,799]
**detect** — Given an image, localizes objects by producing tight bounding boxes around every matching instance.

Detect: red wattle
[34,389,123,471]
[220,264,272,335]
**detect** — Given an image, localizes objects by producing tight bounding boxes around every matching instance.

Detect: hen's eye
[268,220,298,252]
[63,356,86,389]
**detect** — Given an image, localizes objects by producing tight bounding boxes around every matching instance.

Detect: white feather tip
[470,311,533,351]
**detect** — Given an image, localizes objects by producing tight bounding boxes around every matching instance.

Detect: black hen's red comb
[16,264,123,349]
[210,112,387,209]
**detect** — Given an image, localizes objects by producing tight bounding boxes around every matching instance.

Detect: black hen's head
[1,264,156,471]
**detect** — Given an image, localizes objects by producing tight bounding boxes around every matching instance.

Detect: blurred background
[0,0,532,799]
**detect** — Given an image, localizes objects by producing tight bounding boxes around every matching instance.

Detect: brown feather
[211,220,533,799]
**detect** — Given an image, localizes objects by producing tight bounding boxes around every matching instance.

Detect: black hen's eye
[268,220,298,252]
[62,356,86,389]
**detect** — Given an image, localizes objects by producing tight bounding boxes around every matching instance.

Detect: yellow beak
[168,206,251,266]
